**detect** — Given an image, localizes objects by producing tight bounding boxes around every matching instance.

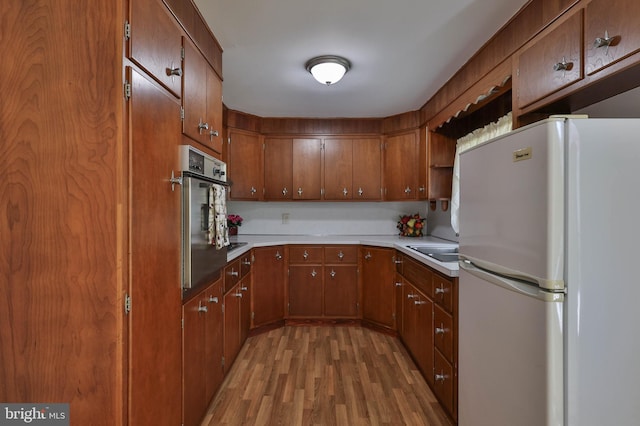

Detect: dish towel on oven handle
[209,184,229,249]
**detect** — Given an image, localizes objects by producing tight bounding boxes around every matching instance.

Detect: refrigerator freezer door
[458,267,564,426]
[459,119,566,290]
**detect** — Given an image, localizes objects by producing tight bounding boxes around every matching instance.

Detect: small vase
[229,227,238,236]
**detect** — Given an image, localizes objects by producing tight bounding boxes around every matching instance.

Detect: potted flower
[397,213,424,237]
[227,214,243,235]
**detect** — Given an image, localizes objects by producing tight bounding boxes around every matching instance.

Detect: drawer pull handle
[414,300,427,305]
[166,66,182,77]
[364,252,372,260]
[229,269,239,277]
[395,282,402,287]
[435,286,445,295]
[407,293,417,299]
[330,269,336,278]
[435,325,445,335]
[240,286,248,291]
[208,296,219,304]
[553,57,573,77]
[282,187,288,196]
[303,250,309,259]
[198,302,208,313]
[338,251,344,260]
[275,251,282,260]
[242,259,251,266]
[250,186,257,195]
[311,269,317,278]
[198,119,209,133]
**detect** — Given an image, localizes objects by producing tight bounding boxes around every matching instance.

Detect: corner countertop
[226,234,459,277]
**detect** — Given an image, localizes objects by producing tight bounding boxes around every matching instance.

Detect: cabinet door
[585,0,640,75]
[292,138,322,200]
[288,265,323,316]
[384,132,418,200]
[414,292,434,384]
[361,247,395,328]
[434,349,455,418]
[264,138,293,200]
[324,138,353,200]
[516,10,583,108]
[182,291,207,426]
[206,69,223,153]
[128,0,183,97]
[252,247,286,328]
[239,274,251,344]
[353,138,382,200]
[227,130,263,200]
[129,68,182,426]
[324,265,359,317]
[223,284,242,372]
[204,279,224,401]
[394,273,404,332]
[182,38,208,145]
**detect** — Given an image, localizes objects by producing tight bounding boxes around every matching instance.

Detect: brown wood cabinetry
[323,246,359,317]
[324,138,382,200]
[128,0,183,97]
[361,247,396,329]
[182,278,223,426]
[428,131,456,202]
[251,246,286,328]
[384,131,419,200]
[288,246,324,316]
[129,67,183,426]
[515,9,584,109]
[584,0,640,76]
[223,256,251,371]
[293,138,323,200]
[182,37,223,153]
[264,138,293,200]
[227,130,263,200]
[395,251,458,422]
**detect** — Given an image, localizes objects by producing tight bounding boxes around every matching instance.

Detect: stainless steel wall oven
[179,145,228,296]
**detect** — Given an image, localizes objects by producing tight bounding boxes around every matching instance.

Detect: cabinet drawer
[224,259,241,293]
[324,246,357,264]
[433,349,455,418]
[432,273,454,313]
[434,304,454,363]
[403,257,433,296]
[239,252,252,277]
[516,10,583,108]
[289,246,323,263]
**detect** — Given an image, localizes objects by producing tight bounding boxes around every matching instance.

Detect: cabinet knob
[343,187,348,196]
[435,373,447,383]
[552,57,573,76]
[358,187,363,196]
[208,296,219,304]
[198,302,208,313]
[240,286,248,291]
[338,251,344,260]
[419,186,425,192]
[198,119,209,133]
[250,186,257,195]
[297,187,303,196]
[593,30,617,55]
[242,259,251,266]
[282,187,288,196]
[404,186,412,194]
[311,269,317,278]
[330,269,336,278]
[435,325,445,335]
[165,66,182,77]
[407,293,417,299]
[414,300,427,305]
[235,292,243,298]
[209,130,219,139]
[395,282,403,287]
[275,251,282,260]
[364,252,372,260]
[229,268,239,277]
[303,250,309,259]
[435,286,446,295]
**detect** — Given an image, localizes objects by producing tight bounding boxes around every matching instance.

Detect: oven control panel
[179,145,227,182]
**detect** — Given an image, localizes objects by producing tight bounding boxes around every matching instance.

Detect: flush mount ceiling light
[305,55,351,86]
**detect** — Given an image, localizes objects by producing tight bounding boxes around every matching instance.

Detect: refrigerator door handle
[459,260,564,302]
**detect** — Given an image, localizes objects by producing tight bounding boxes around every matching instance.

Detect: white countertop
[227,234,459,277]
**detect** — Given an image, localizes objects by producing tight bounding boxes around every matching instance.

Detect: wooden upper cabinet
[353,138,382,200]
[516,9,583,108]
[128,0,183,97]
[324,137,381,200]
[324,138,353,199]
[584,0,640,76]
[384,131,419,200]
[182,38,223,153]
[227,130,262,200]
[264,138,293,200]
[292,138,322,200]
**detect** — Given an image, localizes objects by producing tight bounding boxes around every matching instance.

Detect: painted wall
[227,201,459,239]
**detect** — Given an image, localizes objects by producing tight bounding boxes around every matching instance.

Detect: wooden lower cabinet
[288,264,323,316]
[324,265,359,317]
[361,246,396,328]
[252,246,286,328]
[182,278,223,426]
[402,281,434,385]
[223,282,243,371]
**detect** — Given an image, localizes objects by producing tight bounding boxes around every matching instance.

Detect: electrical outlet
[282,213,290,224]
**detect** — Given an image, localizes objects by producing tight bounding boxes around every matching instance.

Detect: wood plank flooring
[201,326,452,426]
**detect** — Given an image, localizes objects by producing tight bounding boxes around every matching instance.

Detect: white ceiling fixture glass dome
[305,55,351,85]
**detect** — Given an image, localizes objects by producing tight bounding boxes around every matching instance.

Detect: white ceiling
[194,0,529,118]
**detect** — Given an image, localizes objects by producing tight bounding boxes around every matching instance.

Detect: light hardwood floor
[201,326,453,425]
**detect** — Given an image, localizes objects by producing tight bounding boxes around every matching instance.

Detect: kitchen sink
[408,245,459,263]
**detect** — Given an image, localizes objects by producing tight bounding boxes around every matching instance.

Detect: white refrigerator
[458,117,640,426]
